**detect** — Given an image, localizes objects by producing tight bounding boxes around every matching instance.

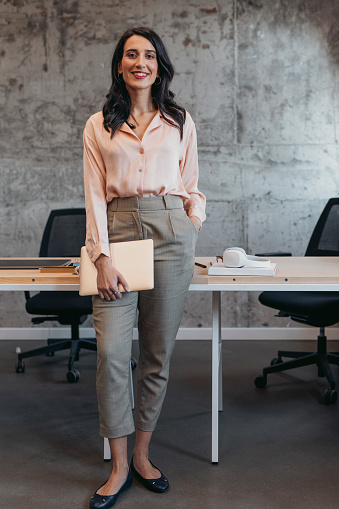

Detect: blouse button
[138,169,142,172]
[140,148,144,154]
[137,188,142,193]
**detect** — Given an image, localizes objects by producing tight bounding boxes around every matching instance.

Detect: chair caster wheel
[325,389,337,405]
[15,360,25,373]
[46,352,55,357]
[270,357,282,366]
[254,375,267,388]
[67,369,80,383]
[131,358,137,371]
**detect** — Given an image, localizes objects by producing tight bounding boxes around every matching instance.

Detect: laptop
[79,239,154,296]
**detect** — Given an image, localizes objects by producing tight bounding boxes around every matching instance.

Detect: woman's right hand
[94,254,130,301]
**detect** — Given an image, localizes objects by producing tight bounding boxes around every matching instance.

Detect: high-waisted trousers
[92,195,198,438]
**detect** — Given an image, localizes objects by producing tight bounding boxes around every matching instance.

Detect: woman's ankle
[112,461,129,474]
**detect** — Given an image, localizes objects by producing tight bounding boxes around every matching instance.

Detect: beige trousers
[92,196,198,438]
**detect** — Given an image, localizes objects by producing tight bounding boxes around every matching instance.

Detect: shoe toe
[89,470,132,509]
[130,457,169,493]
[150,476,169,493]
[89,493,115,509]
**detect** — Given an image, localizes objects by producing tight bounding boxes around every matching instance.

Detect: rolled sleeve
[83,120,110,262]
[180,113,206,223]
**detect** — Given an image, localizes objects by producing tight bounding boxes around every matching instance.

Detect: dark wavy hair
[103,27,186,139]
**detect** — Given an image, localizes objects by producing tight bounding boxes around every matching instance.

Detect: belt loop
[111,198,118,212]
[163,196,168,209]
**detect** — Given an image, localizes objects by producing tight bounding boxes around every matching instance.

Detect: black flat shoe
[89,469,133,509]
[130,456,169,493]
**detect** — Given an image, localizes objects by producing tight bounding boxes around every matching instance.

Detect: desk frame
[1,256,339,463]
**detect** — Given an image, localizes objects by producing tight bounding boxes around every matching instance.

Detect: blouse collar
[119,110,162,135]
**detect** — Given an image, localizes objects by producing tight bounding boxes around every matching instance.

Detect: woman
[83,27,206,509]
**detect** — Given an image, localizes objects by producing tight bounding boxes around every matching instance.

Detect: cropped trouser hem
[135,421,157,433]
[100,423,135,439]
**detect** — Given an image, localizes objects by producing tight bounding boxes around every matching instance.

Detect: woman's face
[118,35,159,92]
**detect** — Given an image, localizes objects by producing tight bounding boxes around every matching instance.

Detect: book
[208,262,277,277]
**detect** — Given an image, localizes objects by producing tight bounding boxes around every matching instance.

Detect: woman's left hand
[190,215,202,232]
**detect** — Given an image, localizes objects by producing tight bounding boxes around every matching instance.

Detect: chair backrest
[305,198,339,257]
[39,209,86,257]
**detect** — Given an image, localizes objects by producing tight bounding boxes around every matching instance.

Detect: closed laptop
[79,239,154,296]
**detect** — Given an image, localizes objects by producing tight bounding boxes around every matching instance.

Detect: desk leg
[104,437,111,461]
[212,291,222,464]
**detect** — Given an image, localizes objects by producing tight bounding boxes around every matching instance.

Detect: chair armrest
[255,252,292,257]
[24,291,30,301]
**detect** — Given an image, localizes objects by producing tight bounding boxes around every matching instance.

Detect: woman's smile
[118,35,159,90]
[131,71,150,79]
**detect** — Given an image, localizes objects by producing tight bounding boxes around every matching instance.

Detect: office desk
[1,256,339,463]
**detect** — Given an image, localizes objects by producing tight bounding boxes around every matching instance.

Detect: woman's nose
[135,56,146,67]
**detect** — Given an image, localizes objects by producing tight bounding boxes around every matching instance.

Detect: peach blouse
[83,110,206,262]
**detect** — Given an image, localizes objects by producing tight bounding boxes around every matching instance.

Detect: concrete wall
[1,0,338,329]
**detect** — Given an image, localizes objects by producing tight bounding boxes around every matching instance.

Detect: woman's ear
[118,61,122,74]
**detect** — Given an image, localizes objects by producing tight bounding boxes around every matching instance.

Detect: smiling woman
[119,36,158,85]
[117,35,159,138]
[102,27,187,141]
[83,26,206,509]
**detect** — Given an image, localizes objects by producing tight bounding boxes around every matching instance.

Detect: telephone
[223,247,270,269]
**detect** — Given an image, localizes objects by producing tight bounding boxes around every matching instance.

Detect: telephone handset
[223,247,270,269]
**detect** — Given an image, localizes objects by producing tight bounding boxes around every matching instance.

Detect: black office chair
[254,198,339,404]
[15,209,95,383]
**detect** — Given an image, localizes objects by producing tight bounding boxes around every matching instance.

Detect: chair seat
[256,199,339,403]
[259,291,339,327]
[26,292,92,316]
[18,209,96,382]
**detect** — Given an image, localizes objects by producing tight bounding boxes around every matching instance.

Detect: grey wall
[1,0,339,329]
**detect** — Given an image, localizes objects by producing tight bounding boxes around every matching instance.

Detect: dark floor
[1,338,339,509]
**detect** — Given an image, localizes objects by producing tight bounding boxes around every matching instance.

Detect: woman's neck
[127,87,156,115]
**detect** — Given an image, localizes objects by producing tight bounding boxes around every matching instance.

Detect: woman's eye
[127,53,136,58]
[146,54,155,59]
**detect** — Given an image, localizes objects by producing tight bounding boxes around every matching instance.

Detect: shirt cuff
[187,206,206,223]
[87,242,110,263]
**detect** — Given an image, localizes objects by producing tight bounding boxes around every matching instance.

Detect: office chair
[254,198,339,404]
[15,209,95,383]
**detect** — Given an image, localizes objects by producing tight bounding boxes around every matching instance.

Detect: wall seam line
[233,0,239,146]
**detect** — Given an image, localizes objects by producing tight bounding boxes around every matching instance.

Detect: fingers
[118,274,131,293]
[98,278,130,301]
[98,287,121,301]
[97,274,120,301]
[96,265,130,301]
[190,215,202,231]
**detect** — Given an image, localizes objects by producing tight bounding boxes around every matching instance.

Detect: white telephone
[223,247,270,269]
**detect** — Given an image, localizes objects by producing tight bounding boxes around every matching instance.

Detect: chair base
[16,337,97,383]
[254,331,339,404]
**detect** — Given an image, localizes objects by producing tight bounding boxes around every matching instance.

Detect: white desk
[1,256,339,463]
[192,256,339,462]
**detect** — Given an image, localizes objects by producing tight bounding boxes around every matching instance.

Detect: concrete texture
[1,0,339,328]
[1,339,339,509]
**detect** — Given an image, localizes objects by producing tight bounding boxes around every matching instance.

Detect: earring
[154,76,161,85]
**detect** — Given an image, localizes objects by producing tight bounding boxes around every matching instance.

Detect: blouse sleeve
[83,119,110,262]
[179,113,206,223]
